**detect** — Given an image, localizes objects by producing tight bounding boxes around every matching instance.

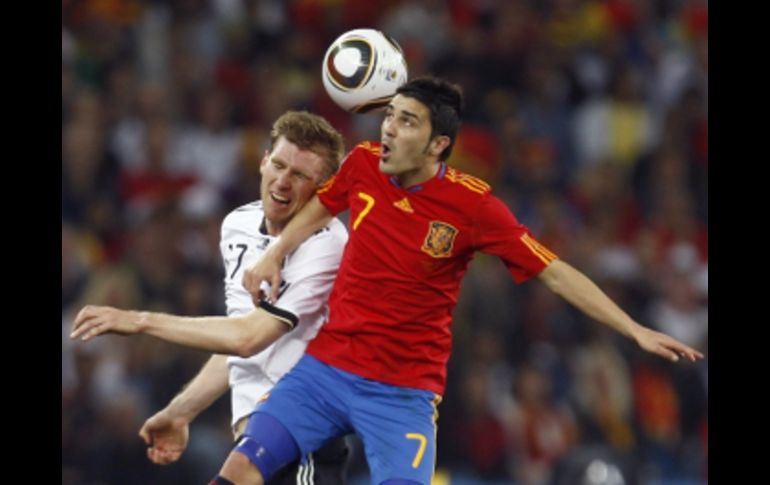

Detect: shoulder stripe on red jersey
[357,141,381,156]
[317,175,336,194]
[445,168,491,194]
[520,233,558,265]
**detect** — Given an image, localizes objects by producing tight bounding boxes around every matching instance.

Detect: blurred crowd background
[62,0,707,484]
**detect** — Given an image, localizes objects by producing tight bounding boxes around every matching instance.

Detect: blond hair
[270,111,345,181]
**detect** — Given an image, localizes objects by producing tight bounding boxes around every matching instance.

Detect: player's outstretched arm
[537,260,705,363]
[243,195,333,304]
[139,355,230,465]
[71,305,290,357]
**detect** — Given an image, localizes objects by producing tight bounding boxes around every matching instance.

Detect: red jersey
[307,142,558,394]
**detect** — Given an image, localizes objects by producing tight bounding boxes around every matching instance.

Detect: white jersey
[220,200,347,426]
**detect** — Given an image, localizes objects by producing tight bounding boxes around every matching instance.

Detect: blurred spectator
[507,364,578,485]
[632,356,682,479]
[171,85,243,194]
[647,270,708,350]
[573,62,656,171]
[441,364,509,481]
[570,329,636,451]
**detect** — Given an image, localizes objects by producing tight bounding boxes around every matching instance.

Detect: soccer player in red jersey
[212,77,703,485]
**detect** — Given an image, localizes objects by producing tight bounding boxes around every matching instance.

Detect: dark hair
[396,76,464,161]
[270,111,346,181]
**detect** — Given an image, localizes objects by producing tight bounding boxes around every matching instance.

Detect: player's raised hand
[633,325,705,363]
[70,305,146,341]
[243,245,284,305]
[139,409,189,465]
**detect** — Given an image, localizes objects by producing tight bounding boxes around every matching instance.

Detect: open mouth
[270,192,290,205]
[381,142,391,161]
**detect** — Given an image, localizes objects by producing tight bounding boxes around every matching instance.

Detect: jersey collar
[388,162,447,193]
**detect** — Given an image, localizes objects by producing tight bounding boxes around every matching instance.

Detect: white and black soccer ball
[322,29,408,113]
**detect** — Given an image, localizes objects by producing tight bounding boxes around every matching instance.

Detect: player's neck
[393,160,441,189]
[264,219,284,237]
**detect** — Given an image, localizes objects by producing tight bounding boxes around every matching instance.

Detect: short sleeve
[472,194,559,283]
[316,147,361,216]
[260,222,347,328]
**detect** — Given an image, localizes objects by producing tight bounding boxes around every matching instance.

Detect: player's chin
[265,199,291,214]
[379,158,396,174]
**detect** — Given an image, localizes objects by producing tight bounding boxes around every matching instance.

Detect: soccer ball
[322,29,408,113]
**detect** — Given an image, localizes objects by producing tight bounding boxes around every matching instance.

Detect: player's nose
[382,117,395,137]
[275,170,292,188]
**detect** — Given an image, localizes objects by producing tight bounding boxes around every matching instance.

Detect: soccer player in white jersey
[71,111,350,485]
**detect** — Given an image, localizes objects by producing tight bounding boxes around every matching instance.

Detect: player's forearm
[272,195,333,258]
[538,260,642,340]
[138,310,284,357]
[166,355,230,423]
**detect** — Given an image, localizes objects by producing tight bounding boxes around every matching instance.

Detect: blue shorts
[240,354,441,484]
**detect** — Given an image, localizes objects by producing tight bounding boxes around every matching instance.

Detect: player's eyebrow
[271,155,313,178]
[386,103,420,118]
[400,109,420,122]
[385,103,422,124]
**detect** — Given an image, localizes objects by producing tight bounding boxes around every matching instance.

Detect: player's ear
[428,135,450,158]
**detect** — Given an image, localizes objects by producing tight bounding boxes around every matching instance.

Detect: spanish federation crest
[421,221,459,258]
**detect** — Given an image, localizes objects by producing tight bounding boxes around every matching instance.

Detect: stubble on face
[260,138,325,235]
